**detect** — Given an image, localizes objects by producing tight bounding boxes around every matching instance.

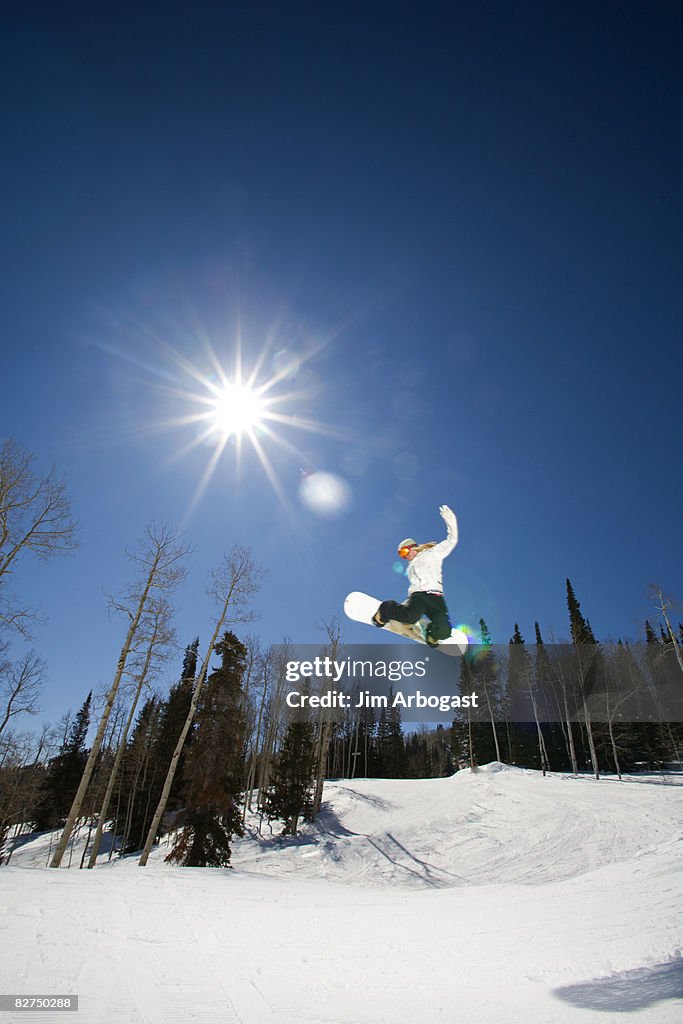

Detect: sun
[146,335,350,524]
[102,320,354,527]
[207,380,266,439]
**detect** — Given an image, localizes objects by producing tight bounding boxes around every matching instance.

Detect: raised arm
[433,504,458,557]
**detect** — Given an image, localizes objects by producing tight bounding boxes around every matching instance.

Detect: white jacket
[406,508,458,596]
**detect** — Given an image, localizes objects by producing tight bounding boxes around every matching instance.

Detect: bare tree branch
[0,439,79,637]
[139,545,265,866]
[650,585,683,676]
[0,649,45,735]
[49,523,190,868]
[86,595,177,867]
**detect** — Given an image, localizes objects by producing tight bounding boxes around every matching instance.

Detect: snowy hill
[233,762,681,888]
[2,765,683,1023]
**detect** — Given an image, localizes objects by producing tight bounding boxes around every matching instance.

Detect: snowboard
[344,591,468,656]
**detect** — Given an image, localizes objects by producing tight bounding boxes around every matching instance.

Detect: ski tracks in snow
[231,767,683,891]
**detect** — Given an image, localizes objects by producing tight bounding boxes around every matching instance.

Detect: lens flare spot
[299,471,351,517]
[454,623,477,644]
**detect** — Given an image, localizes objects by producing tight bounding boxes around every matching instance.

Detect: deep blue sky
[2,2,682,723]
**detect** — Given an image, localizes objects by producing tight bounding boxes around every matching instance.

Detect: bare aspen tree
[246,642,295,835]
[650,586,683,676]
[87,596,175,867]
[505,641,549,774]
[255,641,295,828]
[472,621,502,763]
[544,631,579,775]
[0,439,78,637]
[634,640,683,769]
[600,642,649,781]
[243,644,273,817]
[0,649,45,735]
[311,618,341,817]
[347,707,360,779]
[528,676,550,776]
[139,545,263,866]
[575,646,600,780]
[478,670,502,763]
[239,634,260,716]
[119,701,160,856]
[50,523,189,868]
[238,634,261,811]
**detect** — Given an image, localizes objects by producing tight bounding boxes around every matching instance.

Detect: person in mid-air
[372,504,458,647]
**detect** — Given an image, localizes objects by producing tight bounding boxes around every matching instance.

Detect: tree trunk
[50,575,156,868]
[139,546,261,866]
[244,656,270,818]
[50,526,187,868]
[87,646,153,867]
[138,607,228,865]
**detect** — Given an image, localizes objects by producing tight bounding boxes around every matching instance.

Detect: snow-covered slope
[233,762,680,888]
[2,766,682,1024]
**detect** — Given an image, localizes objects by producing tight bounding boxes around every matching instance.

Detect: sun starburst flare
[90,296,360,538]
[133,330,354,527]
[205,379,266,439]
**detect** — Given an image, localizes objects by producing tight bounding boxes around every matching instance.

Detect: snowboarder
[372,504,458,647]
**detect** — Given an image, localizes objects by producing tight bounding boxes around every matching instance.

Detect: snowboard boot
[372,610,386,627]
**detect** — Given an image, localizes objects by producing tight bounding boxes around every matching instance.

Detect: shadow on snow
[553,958,683,1012]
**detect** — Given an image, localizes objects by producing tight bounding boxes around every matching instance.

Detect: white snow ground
[1,764,682,1024]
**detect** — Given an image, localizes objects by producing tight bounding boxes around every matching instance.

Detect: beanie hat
[397,538,417,552]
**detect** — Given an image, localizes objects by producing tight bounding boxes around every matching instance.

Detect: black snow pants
[378,592,452,642]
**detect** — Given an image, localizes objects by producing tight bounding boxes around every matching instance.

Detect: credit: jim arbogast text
[286,690,479,711]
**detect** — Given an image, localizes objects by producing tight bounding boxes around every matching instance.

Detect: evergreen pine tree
[475,618,503,762]
[354,704,378,778]
[566,579,597,646]
[121,641,197,853]
[117,696,160,854]
[266,716,315,835]
[565,579,601,776]
[373,689,408,778]
[506,625,539,767]
[534,621,568,771]
[180,638,200,682]
[33,692,93,830]
[405,725,453,778]
[644,620,659,645]
[642,619,682,769]
[385,687,408,777]
[166,631,247,867]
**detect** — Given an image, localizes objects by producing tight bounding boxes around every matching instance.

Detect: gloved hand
[439,504,456,521]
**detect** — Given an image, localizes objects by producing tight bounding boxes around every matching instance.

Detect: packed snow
[2,764,682,1023]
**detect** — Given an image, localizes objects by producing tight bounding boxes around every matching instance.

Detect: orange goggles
[398,545,416,558]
